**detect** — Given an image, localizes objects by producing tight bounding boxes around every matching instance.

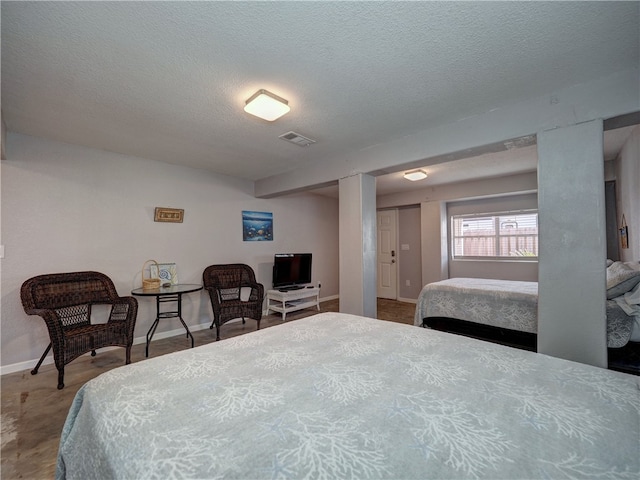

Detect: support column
[339,173,377,318]
[537,120,607,368]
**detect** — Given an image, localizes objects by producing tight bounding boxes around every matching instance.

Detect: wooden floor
[1,299,415,480]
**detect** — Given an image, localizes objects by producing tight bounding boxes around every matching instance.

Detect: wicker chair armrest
[109,296,138,309]
[22,306,52,317]
[23,308,65,339]
[249,282,265,299]
[204,286,224,307]
[107,297,138,332]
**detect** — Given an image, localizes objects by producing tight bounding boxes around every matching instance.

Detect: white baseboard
[321,294,339,302]
[397,297,418,304]
[1,358,44,376]
[1,297,342,377]
[0,320,213,377]
[262,294,339,316]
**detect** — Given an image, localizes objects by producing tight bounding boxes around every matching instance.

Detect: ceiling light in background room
[403,169,428,181]
[244,89,290,121]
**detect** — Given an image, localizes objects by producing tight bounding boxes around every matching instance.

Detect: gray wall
[397,206,423,299]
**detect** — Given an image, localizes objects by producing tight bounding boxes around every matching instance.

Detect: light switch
[401,244,410,250]
[0,245,4,259]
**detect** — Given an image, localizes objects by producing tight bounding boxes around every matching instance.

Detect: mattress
[56,312,639,479]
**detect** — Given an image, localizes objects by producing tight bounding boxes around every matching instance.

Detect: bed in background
[57,312,638,479]
[414,261,640,351]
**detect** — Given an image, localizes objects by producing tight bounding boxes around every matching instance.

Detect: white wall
[615,125,640,262]
[1,133,339,372]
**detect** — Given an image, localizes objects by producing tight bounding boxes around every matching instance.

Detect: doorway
[605,181,620,261]
[377,209,398,299]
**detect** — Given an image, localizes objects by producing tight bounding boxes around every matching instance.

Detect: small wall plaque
[620,214,629,249]
[154,207,184,223]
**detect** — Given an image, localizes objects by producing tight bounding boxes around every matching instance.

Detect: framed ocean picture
[242,211,273,241]
[150,263,178,285]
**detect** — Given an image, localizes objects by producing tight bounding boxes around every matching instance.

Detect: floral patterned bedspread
[414,278,633,348]
[56,312,638,479]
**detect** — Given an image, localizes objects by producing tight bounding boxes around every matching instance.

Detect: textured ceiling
[2,1,638,189]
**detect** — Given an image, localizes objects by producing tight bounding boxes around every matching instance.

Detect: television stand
[267,287,320,321]
[277,285,305,292]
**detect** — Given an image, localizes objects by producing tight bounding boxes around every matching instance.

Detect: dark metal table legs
[145,293,195,357]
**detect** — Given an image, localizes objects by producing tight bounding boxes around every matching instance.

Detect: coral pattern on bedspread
[607,299,635,347]
[414,278,539,333]
[56,312,639,480]
[414,278,635,348]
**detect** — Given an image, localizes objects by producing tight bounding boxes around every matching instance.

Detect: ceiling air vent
[279,131,316,147]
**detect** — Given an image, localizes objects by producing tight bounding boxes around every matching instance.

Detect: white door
[377,209,397,299]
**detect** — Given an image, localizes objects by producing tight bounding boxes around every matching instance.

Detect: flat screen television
[272,253,312,290]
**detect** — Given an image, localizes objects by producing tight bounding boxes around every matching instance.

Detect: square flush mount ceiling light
[244,89,290,121]
[403,169,428,181]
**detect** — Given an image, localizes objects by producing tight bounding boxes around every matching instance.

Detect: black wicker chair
[20,271,138,389]
[203,264,264,340]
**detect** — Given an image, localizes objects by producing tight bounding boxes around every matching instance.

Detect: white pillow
[607,261,640,299]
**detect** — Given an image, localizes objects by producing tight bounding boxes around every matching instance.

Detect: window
[452,210,538,259]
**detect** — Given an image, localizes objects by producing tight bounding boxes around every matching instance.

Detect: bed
[414,262,640,349]
[57,312,639,479]
[414,278,636,349]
